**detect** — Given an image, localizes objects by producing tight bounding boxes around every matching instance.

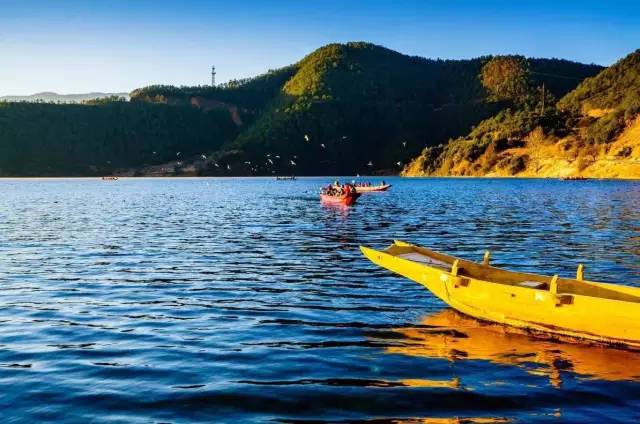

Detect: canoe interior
[384,240,640,303]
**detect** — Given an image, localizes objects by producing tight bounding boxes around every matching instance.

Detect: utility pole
[211,66,216,87]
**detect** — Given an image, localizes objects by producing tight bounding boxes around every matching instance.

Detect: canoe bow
[361,241,640,349]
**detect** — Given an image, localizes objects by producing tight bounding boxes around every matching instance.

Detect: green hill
[558,50,640,145]
[403,49,640,178]
[0,42,603,177]
[558,49,640,114]
[0,101,237,176]
[144,42,599,176]
[130,64,297,111]
[223,43,498,175]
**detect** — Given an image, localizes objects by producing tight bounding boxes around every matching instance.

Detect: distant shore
[1,175,639,180]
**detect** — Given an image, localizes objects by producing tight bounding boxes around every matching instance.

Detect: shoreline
[1,175,639,181]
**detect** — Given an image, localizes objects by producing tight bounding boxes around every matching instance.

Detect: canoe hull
[320,192,361,205]
[361,241,640,349]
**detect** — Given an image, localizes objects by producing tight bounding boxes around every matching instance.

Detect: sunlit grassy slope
[403,50,640,178]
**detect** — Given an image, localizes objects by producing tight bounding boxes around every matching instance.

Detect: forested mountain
[217,43,500,175]
[558,50,640,114]
[0,102,237,176]
[131,43,600,176]
[403,49,640,178]
[0,42,602,176]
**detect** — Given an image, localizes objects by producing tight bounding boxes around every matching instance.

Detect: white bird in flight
[201,154,207,159]
[227,164,231,170]
[320,143,326,149]
[367,161,373,167]
[402,141,406,148]
[304,134,310,142]
[290,160,297,166]
[176,152,181,157]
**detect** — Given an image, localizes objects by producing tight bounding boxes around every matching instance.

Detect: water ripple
[0,177,639,422]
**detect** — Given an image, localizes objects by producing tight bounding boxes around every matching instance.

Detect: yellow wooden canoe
[360,240,640,349]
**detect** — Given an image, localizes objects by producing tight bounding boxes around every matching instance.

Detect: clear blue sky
[1,0,638,95]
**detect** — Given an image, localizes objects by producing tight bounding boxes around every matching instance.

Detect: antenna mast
[211,66,216,87]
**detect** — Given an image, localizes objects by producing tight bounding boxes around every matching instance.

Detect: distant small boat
[320,192,361,206]
[333,182,391,193]
[353,183,391,193]
[361,240,640,349]
[101,176,118,181]
[275,176,296,181]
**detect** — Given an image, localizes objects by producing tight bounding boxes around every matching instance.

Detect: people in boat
[323,183,358,197]
[322,184,339,196]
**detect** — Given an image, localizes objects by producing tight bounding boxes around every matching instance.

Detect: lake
[0,177,639,423]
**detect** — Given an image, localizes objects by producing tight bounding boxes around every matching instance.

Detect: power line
[530,71,584,81]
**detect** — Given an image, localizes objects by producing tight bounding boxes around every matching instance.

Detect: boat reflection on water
[320,201,354,213]
[388,309,640,387]
[381,418,511,424]
[319,198,358,220]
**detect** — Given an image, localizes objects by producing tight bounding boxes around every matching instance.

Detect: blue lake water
[0,177,639,423]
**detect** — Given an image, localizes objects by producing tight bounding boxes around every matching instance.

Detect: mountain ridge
[0,42,607,177]
[0,92,130,103]
[129,42,600,176]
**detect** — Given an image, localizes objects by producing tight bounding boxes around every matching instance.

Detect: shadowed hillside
[0,102,237,176]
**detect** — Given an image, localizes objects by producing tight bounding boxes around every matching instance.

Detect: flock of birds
[142,134,409,174]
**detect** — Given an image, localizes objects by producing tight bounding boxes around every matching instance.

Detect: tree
[480,56,531,104]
